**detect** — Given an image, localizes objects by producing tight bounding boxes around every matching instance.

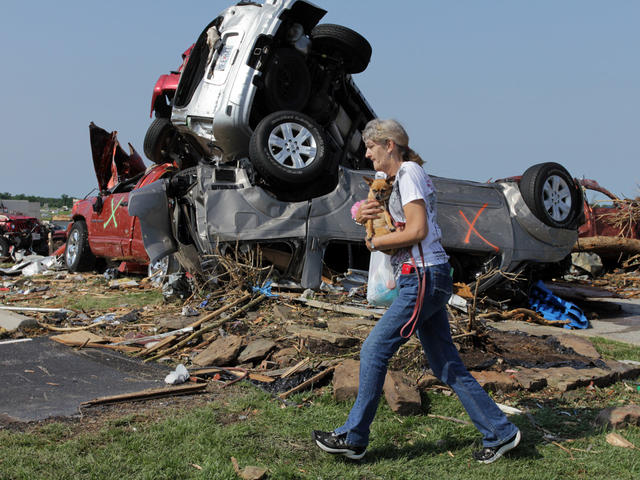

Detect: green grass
[63,289,164,312]
[1,381,639,480]
[590,336,640,362]
[1,338,638,479]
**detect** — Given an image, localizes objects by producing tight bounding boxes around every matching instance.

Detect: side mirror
[93,195,104,213]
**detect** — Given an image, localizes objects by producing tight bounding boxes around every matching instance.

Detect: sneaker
[473,429,521,464]
[312,430,366,460]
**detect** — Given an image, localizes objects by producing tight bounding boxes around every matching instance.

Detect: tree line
[0,192,73,209]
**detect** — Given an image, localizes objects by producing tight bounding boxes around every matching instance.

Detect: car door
[90,192,131,258]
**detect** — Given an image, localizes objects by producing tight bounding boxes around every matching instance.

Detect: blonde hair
[362,118,424,166]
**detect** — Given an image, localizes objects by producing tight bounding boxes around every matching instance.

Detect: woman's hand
[365,237,374,252]
[356,200,383,224]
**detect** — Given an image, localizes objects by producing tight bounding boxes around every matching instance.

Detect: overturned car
[130,158,583,292]
[143,0,373,201]
[130,0,584,292]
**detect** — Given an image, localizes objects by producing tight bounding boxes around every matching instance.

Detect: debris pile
[2,242,640,419]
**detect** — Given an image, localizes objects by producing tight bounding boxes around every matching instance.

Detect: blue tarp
[528,280,589,329]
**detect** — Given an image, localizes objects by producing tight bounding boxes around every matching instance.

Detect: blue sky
[1,0,638,200]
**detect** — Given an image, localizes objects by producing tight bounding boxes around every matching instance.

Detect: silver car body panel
[129,165,577,290]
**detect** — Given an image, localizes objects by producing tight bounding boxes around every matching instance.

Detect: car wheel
[263,48,311,112]
[64,220,95,272]
[519,162,581,228]
[310,24,372,74]
[0,237,10,257]
[249,111,332,190]
[143,118,175,164]
[148,254,180,285]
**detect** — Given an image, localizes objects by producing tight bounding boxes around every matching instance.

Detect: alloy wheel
[542,174,572,222]
[268,122,317,169]
[66,229,79,266]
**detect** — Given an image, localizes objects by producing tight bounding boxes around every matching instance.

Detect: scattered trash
[162,273,192,300]
[198,294,211,308]
[103,268,119,281]
[252,280,278,298]
[300,289,315,300]
[164,364,190,385]
[116,310,140,323]
[93,314,118,325]
[109,278,139,289]
[571,252,604,277]
[496,403,524,415]
[181,306,199,317]
[448,294,468,313]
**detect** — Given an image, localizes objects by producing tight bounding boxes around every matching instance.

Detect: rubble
[0,309,38,332]
[1,235,639,427]
[595,406,640,429]
[383,370,422,415]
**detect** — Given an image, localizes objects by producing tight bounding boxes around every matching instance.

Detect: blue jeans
[334,262,518,448]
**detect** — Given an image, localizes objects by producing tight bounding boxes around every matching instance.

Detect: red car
[143,46,192,165]
[578,179,640,240]
[149,45,192,119]
[0,213,48,257]
[64,123,175,272]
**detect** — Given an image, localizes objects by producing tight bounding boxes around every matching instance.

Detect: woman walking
[312,119,520,463]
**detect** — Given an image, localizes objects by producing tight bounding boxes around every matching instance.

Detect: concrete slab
[0,337,169,422]
[486,298,640,346]
[0,310,37,332]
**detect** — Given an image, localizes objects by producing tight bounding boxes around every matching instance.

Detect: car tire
[0,237,10,257]
[249,111,332,191]
[263,48,311,112]
[64,220,95,272]
[519,162,581,228]
[143,118,175,165]
[310,24,372,74]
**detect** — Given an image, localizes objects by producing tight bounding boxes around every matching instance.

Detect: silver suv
[151,0,375,200]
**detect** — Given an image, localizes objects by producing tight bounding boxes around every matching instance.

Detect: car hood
[89,122,146,192]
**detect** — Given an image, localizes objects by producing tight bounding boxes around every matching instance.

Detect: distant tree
[0,192,74,209]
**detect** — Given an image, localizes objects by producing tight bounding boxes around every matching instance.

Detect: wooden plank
[190,367,275,383]
[51,331,105,344]
[132,334,178,358]
[293,298,385,318]
[50,337,141,353]
[80,383,207,406]
[279,366,335,399]
[281,357,310,378]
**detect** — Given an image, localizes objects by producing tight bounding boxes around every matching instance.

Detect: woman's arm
[365,199,428,252]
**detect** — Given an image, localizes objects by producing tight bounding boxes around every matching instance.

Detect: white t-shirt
[384,162,449,272]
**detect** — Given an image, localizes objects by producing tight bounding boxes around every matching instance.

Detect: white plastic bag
[366,251,399,306]
[164,364,190,385]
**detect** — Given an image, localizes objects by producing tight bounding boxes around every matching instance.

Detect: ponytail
[402,147,424,166]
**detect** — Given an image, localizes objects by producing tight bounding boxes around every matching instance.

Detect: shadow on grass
[340,432,542,464]
[328,402,608,464]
